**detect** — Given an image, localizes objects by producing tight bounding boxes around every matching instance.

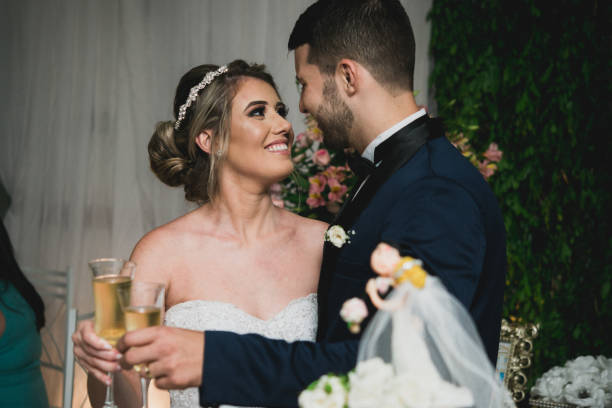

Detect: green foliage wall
[428,0,612,381]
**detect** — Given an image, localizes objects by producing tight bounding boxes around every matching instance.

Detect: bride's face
[224,77,294,185]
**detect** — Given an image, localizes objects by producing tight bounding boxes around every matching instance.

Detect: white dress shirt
[361,108,427,163]
[351,108,427,201]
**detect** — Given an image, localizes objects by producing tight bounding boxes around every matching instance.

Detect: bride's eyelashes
[247,103,289,119]
[248,106,266,118]
[276,103,289,118]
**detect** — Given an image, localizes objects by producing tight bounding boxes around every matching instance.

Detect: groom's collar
[361,108,427,163]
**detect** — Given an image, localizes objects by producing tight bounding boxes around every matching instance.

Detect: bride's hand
[72,320,122,385]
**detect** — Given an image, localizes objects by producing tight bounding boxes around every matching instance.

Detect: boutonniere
[324,225,355,248]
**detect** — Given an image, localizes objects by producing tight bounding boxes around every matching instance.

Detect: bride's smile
[223,77,294,184]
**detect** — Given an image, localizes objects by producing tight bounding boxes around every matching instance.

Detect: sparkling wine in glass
[89,258,136,408]
[119,281,165,408]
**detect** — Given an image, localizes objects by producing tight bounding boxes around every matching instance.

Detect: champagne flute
[89,258,136,408]
[119,281,165,408]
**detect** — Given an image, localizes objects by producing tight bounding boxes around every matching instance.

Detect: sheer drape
[0,1,432,406]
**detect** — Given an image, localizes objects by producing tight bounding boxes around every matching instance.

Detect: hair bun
[148,121,191,187]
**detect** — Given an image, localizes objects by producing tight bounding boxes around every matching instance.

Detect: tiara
[174,65,229,130]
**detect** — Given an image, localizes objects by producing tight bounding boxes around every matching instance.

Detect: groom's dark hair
[288,0,416,92]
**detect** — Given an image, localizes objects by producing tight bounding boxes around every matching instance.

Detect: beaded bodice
[164,294,318,408]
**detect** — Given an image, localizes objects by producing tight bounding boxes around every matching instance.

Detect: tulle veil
[357,275,515,408]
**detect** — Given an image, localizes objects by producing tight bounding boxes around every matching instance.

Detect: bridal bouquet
[279,114,357,221]
[530,355,612,408]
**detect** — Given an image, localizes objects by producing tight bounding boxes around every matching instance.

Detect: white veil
[357,275,515,408]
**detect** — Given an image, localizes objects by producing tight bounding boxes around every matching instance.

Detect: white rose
[299,375,347,408]
[326,225,348,248]
[564,378,606,408]
[340,298,368,324]
[596,356,612,372]
[545,366,569,380]
[566,356,598,372]
[567,366,601,384]
[532,375,566,400]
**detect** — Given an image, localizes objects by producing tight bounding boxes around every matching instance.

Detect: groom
[119,1,506,406]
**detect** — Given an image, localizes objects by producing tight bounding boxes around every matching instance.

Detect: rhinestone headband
[174,65,229,130]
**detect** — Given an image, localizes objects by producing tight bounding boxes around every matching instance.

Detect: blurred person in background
[0,219,49,408]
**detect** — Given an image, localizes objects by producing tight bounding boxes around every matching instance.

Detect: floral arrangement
[277,115,503,221]
[530,355,612,408]
[446,130,503,180]
[278,115,357,221]
[298,357,472,408]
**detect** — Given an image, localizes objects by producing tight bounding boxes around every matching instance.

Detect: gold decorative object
[529,398,576,408]
[495,318,539,403]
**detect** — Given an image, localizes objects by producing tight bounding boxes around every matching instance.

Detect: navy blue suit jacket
[199,116,506,407]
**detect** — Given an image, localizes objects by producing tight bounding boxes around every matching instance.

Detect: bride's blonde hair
[148,60,278,203]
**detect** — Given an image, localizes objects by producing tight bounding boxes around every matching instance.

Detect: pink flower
[269,183,284,208]
[478,160,497,180]
[323,166,347,183]
[269,183,282,194]
[483,143,503,162]
[307,128,323,143]
[292,153,306,163]
[326,201,341,214]
[327,178,348,203]
[306,192,326,208]
[308,174,327,194]
[295,132,309,148]
[312,149,331,166]
[271,196,285,208]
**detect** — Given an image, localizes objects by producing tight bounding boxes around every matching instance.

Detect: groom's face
[294,45,352,150]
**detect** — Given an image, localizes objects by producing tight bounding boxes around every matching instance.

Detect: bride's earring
[215,149,223,157]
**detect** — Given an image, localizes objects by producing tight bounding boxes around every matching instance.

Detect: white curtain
[0,1,432,406]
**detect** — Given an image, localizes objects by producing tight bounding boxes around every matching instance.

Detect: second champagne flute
[119,281,165,408]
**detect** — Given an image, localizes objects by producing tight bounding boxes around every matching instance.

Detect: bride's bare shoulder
[281,209,328,244]
[130,208,208,281]
[133,210,198,249]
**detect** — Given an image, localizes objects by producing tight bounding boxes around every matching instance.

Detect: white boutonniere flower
[325,225,355,248]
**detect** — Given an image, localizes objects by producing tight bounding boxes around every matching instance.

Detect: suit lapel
[336,115,438,229]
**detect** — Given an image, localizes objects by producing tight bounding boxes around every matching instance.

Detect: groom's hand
[116,326,205,389]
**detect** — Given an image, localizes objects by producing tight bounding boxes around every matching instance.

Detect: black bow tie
[347,154,376,180]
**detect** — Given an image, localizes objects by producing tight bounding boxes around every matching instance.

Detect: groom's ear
[195,130,213,155]
[337,59,358,97]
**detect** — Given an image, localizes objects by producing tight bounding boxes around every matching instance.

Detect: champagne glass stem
[141,377,148,408]
[103,371,117,407]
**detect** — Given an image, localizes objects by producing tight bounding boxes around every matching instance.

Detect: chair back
[22,265,76,408]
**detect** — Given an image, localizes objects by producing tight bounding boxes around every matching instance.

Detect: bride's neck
[208,175,279,243]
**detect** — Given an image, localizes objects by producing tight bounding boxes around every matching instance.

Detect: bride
[73,60,327,407]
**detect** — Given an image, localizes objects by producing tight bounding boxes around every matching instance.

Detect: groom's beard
[315,78,353,151]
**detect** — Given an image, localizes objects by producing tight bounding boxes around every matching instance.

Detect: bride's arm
[76,228,172,408]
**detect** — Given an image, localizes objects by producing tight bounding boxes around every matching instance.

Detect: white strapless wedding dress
[164,293,318,408]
